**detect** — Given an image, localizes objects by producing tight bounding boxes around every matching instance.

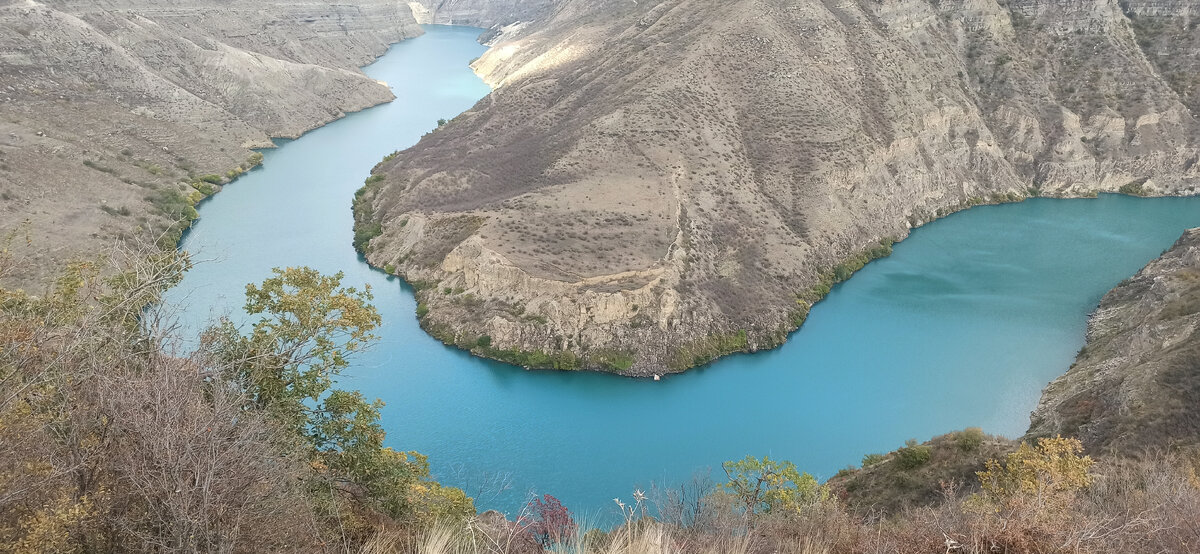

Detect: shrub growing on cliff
[1119,179,1149,196]
[354,221,383,253]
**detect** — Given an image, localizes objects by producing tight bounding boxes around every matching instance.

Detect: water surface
[165,25,1200,522]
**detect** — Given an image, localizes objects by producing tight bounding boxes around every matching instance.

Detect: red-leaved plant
[522,494,577,547]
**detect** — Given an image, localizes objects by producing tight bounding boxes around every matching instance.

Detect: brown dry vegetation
[363,439,1200,554]
[0,240,470,553]
[3,234,1200,553]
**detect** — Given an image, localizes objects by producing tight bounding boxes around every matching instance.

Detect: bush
[524,494,576,547]
[896,439,932,470]
[862,453,886,467]
[1119,179,1148,196]
[721,455,828,515]
[415,303,429,319]
[476,335,491,348]
[244,152,264,169]
[956,427,986,452]
[978,436,1093,500]
[353,222,382,253]
[100,205,131,217]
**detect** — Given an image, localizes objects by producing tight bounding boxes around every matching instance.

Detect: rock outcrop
[0,0,423,287]
[357,0,1200,374]
[407,0,553,28]
[1028,228,1200,453]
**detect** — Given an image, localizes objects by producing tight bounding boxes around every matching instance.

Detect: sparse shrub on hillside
[956,427,986,452]
[862,453,886,467]
[100,204,131,216]
[977,436,1092,501]
[896,439,932,470]
[82,159,117,175]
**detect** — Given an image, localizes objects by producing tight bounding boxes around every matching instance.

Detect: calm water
[165,25,1200,522]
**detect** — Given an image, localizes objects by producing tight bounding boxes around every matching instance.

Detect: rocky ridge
[357,0,1200,374]
[407,0,553,29]
[0,0,423,287]
[1028,227,1200,453]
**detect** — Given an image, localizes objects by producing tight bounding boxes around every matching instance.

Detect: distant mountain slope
[357,0,1200,374]
[1028,228,1200,453]
[0,0,422,288]
[407,0,553,27]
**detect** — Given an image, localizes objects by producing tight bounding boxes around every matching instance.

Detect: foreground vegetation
[0,241,469,552]
[385,440,1200,554]
[2,241,1199,553]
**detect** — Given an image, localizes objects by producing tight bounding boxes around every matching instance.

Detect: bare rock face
[406,0,554,28]
[357,0,1200,374]
[1027,228,1200,453]
[0,0,422,288]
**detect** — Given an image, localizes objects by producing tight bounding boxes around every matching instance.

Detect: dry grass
[360,449,1200,554]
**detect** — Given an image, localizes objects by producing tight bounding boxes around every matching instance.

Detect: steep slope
[357,0,1200,374]
[407,0,553,28]
[1028,228,1200,454]
[0,0,422,288]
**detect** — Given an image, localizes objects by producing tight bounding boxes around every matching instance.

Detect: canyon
[357,0,1200,373]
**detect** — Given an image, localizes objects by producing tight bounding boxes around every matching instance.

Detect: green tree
[207,267,380,435]
[205,267,473,520]
[721,455,827,515]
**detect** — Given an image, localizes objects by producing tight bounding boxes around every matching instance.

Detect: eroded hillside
[407,0,553,28]
[0,0,422,287]
[357,0,1200,374]
[1028,227,1200,453]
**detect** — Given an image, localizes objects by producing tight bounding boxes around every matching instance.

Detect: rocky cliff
[356,0,1200,374]
[0,0,422,287]
[406,0,553,28]
[1028,228,1200,453]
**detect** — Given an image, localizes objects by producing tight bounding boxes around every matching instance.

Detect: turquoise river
[164,25,1200,522]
